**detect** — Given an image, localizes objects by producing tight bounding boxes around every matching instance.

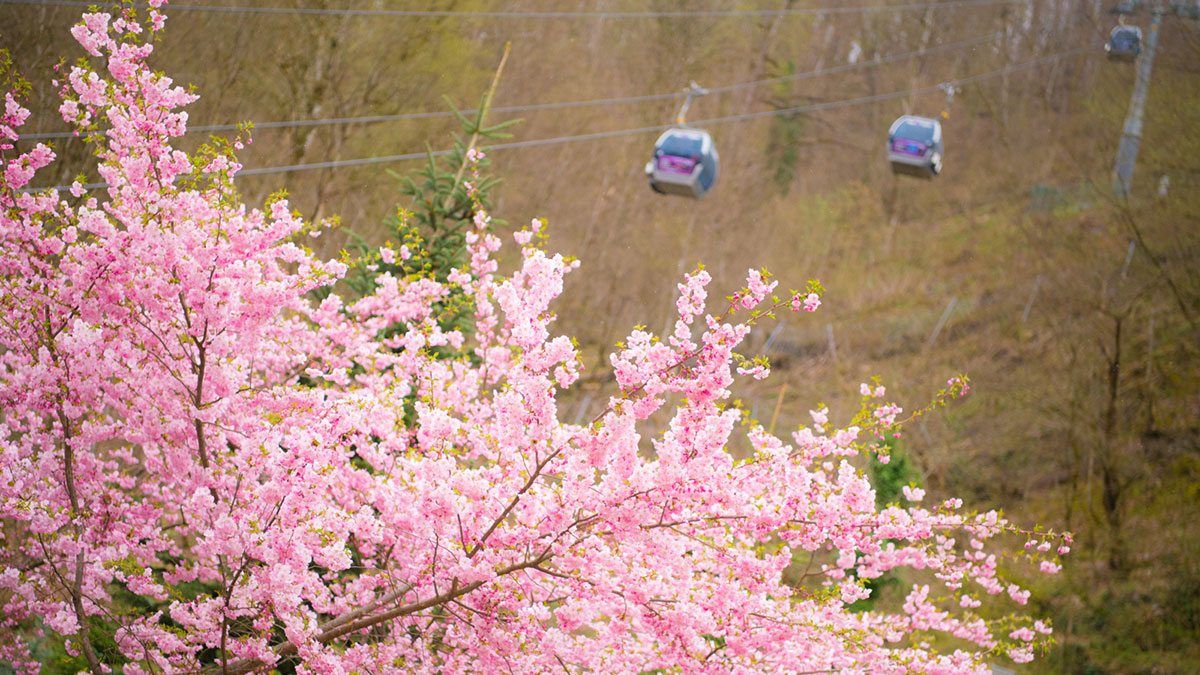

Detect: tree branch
[207,552,550,675]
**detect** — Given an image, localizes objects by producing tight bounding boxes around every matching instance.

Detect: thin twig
[441,42,511,213]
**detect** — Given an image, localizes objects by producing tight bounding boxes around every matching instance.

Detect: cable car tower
[1110,1,1199,198]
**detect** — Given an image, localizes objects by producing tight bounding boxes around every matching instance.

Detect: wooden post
[927,297,957,348]
[768,383,788,435]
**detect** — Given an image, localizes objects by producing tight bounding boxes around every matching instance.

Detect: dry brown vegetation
[5,1,1200,672]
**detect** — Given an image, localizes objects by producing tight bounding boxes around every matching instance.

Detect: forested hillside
[4,1,1199,672]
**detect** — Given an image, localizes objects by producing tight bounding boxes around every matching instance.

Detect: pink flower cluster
[0,7,1063,675]
[792,291,821,312]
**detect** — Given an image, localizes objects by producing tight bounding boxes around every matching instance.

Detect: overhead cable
[21,31,1002,141]
[3,0,1022,19]
[240,45,1095,176]
[27,45,1093,191]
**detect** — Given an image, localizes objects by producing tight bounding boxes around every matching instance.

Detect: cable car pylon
[1109,0,1198,198]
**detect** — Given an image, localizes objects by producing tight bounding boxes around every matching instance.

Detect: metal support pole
[1112,9,1163,198]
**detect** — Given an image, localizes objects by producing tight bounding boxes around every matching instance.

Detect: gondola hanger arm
[675,81,709,126]
[939,83,958,119]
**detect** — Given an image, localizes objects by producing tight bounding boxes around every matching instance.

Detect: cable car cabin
[1105,25,1143,61]
[887,115,943,179]
[645,128,719,199]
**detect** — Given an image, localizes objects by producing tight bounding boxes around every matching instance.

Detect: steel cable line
[3,0,1022,19]
[20,31,1002,141]
[239,45,1095,176]
[30,45,1094,191]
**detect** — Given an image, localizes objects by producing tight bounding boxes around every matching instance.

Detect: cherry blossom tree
[0,5,1066,674]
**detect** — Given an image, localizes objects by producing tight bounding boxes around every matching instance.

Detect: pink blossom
[736,362,770,380]
[1009,627,1036,641]
[789,291,820,313]
[0,8,1058,673]
[810,406,829,426]
[790,291,821,312]
[742,268,777,308]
